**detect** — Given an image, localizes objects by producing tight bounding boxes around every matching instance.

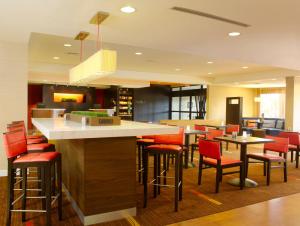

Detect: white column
[285,77,300,131]
[0,41,28,175]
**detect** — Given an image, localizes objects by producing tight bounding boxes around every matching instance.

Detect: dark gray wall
[133,85,170,122]
[42,84,96,113]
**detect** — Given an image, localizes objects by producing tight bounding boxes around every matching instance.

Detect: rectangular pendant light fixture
[69,12,117,84]
[70,49,117,84]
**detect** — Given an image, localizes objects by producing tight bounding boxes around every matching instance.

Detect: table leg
[184,134,190,169]
[228,143,258,188]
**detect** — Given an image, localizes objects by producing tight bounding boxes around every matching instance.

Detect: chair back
[278,131,300,146]
[226,124,240,134]
[2,130,28,159]
[194,125,206,131]
[142,135,155,139]
[154,127,184,145]
[198,139,221,160]
[207,129,224,140]
[264,135,289,153]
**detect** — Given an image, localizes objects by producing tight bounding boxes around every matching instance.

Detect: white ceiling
[2,0,300,87]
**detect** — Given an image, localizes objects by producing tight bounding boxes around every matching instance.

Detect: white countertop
[31,108,65,111]
[32,118,179,140]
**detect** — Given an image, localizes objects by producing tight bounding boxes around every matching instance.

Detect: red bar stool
[198,139,244,193]
[7,123,47,145]
[7,124,54,152]
[225,124,240,150]
[136,136,155,183]
[3,130,62,226]
[13,120,47,140]
[279,131,300,166]
[143,128,184,211]
[246,135,289,185]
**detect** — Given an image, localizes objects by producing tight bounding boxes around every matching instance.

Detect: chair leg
[138,144,142,183]
[143,150,148,208]
[167,154,170,171]
[245,157,248,178]
[219,169,223,182]
[296,151,299,168]
[163,154,167,185]
[45,165,52,226]
[215,165,221,193]
[226,142,229,150]
[179,153,183,201]
[22,168,27,222]
[263,162,267,176]
[157,154,161,195]
[41,167,46,210]
[191,148,194,163]
[6,167,14,226]
[57,157,63,221]
[153,154,158,198]
[184,148,189,169]
[236,143,238,149]
[198,156,203,185]
[291,150,294,162]
[174,153,179,212]
[267,161,271,186]
[284,160,288,183]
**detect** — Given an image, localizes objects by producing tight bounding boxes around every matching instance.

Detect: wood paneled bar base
[56,137,137,225]
[32,118,179,225]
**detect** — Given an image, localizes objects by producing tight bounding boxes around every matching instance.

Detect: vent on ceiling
[171,6,250,28]
[65,52,79,55]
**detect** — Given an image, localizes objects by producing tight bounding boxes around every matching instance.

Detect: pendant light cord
[97,23,101,50]
[80,40,83,62]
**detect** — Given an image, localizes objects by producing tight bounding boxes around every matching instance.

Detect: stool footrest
[11,209,47,213]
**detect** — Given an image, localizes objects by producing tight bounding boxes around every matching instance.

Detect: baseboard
[0,170,7,177]
[63,184,136,225]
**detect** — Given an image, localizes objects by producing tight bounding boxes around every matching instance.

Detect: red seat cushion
[13,152,60,163]
[247,153,285,162]
[27,143,54,151]
[27,138,45,144]
[137,139,155,144]
[27,135,44,139]
[203,156,242,166]
[289,144,298,150]
[147,144,182,152]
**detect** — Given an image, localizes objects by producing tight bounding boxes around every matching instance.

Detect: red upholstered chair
[2,130,62,226]
[206,128,224,140]
[225,124,240,150]
[136,135,155,183]
[246,135,289,185]
[143,128,184,211]
[198,139,244,193]
[279,131,300,167]
[190,125,207,163]
[7,123,46,144]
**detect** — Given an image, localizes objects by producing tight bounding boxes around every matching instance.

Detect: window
[170,86,207,120]
[260,93,285,118]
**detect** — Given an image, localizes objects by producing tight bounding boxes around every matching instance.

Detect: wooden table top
[215,136,274,144]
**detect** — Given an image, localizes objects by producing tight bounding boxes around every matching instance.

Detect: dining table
[215,135,274,187]
[199,124,227,130]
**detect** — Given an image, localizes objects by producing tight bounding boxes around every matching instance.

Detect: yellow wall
[207,85,257,121]
[0,41,28,174]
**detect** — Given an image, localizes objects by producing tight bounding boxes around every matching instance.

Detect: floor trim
[63,184,136,225]
[0,170,7,177]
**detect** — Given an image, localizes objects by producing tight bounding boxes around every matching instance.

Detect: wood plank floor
[1,143,300,225]
[168,192,300,226]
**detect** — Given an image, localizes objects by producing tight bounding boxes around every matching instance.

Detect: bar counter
[32,118,179,225]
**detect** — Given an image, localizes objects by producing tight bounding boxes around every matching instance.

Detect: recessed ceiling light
[234,82,239,85]
[228,32,241,37]
[64,43,72,47]
[53,56,60,60]
[175,68,181,71]
[121,6,136,14]
[43,80,48,82]
[271,78,277,81]
[135,52,142,55]
[242,66,248,69]
[208,72,213,75]
[207,61,214,64]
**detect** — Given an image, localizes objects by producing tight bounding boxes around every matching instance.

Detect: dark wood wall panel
[133,85,171,122]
